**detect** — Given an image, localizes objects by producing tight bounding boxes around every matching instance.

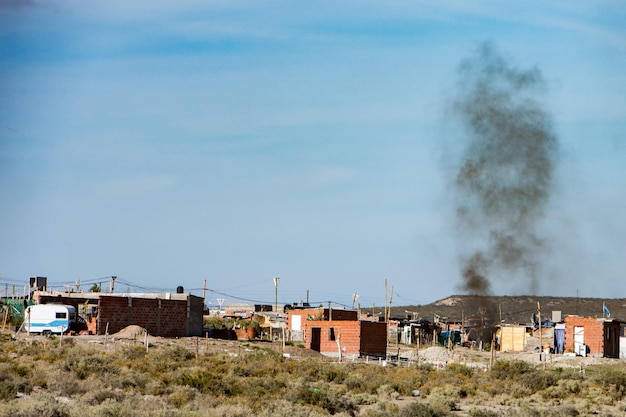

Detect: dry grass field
[1,329,625,417]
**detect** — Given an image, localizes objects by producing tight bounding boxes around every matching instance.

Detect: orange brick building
[287,307,387,358]
[564,316,622,358]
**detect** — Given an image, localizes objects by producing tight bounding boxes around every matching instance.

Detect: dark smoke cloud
[452,42,558,297]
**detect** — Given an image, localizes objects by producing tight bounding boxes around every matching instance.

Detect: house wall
[97,295,203,337]
[360,321,387,357]
[305,320,361,357]
[288,308,386,358]
[563,316,618,357]
[603,321,621,358]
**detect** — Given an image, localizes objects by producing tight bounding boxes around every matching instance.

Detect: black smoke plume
[452,42,558,298]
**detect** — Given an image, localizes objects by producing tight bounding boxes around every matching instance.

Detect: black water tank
[176,286,184,294]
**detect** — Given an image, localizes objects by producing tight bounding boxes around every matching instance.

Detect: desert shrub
[491,360,535,380]
[168,386,196,408]
[468,408,498,417]
[363,402,442,417]
[320,363,349,384]
[427,385,460,414]
[376,384,399,400]
[174,367,244,397]
[344,371,366,391]
[588,365,626,400]
[0,380,17,400]
[255,399,331,417]
[286,381,358,416]
[519,370,557,393]
[349,392,378,405]
[82,387,126,405]
[540,378,583,400]
[0,392,71,417]
[446,363,475,378]
[63,349,112,379]
[584,385,614,406]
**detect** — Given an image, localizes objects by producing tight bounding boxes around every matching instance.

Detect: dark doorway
[311,327,321,352]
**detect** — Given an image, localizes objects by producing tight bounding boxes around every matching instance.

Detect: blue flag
[603,303,611,318]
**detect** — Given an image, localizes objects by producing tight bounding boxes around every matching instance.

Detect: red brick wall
[97,296,203,337]
[302,321,361,357]
[97,296,130,335]
[288,309,387,358]
[158,299,187,337]
[564,316,607,356]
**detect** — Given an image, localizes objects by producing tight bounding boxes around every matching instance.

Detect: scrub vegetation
[0,334,625,417]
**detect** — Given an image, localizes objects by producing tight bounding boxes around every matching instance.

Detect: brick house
[564,315,622,358]
[34,292,204,337]
[287,307,387,359]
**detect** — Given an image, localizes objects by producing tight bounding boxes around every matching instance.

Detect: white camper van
[25,304,76,335]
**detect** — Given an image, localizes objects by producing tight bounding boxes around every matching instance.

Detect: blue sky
[1,1,625,309]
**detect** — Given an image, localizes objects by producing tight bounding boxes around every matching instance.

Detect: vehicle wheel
[42,330,52,337]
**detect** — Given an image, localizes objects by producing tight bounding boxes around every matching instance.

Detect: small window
[329,327,336,341]
[56,312,67,319]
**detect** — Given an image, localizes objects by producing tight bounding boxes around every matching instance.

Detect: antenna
[351,292,359,309]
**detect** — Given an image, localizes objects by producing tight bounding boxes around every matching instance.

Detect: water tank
[176,286,184,294]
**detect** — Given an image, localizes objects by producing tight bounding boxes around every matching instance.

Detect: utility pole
[384,278,388,322]
[537,302,543,365]
[110,276,117,293]
[273,277,280,313]
[388,285,394,322]
[202,279,207,303]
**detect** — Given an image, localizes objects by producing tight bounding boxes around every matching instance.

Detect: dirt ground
[13,326,618,370]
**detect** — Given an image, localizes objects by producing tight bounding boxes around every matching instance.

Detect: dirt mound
[113,325,148,339]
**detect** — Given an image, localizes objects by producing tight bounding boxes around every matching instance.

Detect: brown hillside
[390,295,626,325]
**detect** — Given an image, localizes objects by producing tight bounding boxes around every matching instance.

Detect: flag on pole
[603,302,611,318]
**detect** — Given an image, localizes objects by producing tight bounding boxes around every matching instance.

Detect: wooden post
[537,302,543,363]
[416,330,420,366]
[490,332,495,368]
[388,285,394,323]
[384,278,388,322]
[282,327,285,357]
[2,308,8,331]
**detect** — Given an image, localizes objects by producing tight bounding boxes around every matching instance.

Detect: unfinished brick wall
[564,316,613,357]
[288,308,387,358]
[187,296,204,336]
[97,296,131,335]
[97,295,202,337]
[304,321,361,357]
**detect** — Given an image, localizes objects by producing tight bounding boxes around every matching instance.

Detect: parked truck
[24,304,76,335]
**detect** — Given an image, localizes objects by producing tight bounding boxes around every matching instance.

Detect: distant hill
[388,295,626,325]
